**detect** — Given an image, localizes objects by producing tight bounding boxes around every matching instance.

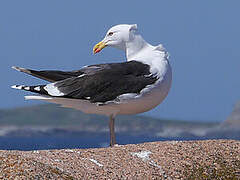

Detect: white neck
[125,34,149,61]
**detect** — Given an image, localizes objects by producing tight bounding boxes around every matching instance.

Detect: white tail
[24,95,52,100]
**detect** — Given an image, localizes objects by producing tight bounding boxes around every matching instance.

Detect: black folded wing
[15,61,158,103]
[12,66,86,82]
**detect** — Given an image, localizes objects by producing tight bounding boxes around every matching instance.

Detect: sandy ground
[0,139,239,179]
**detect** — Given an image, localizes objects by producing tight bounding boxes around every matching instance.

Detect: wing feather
[13,61,158,103]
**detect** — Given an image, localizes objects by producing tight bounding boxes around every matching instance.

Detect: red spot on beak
[95,48,101,53]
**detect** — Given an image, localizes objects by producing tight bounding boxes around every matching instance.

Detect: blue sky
[1,0,240,122]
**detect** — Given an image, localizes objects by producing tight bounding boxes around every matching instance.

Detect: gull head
[93,24,138,54]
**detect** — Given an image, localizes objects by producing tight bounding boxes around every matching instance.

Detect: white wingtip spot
[24,86,30,90]
[12,66,18,70]
[11,85,23,90]
[11,66,22,71]
[34,86,40,91]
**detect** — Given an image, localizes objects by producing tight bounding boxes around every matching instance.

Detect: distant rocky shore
[223,101,240,128]
[0,139,239,179]
[1,103,240,142]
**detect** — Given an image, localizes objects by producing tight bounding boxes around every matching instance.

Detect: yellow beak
[93,41,106,54]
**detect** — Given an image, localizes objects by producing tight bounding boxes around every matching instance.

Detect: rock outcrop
[0,140,239,179]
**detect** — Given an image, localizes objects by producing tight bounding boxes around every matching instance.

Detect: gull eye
[108,32,114,36]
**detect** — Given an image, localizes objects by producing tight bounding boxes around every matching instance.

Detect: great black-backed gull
[11,24,172,147]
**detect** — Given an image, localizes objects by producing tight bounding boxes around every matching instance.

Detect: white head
[93,24,138,54]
